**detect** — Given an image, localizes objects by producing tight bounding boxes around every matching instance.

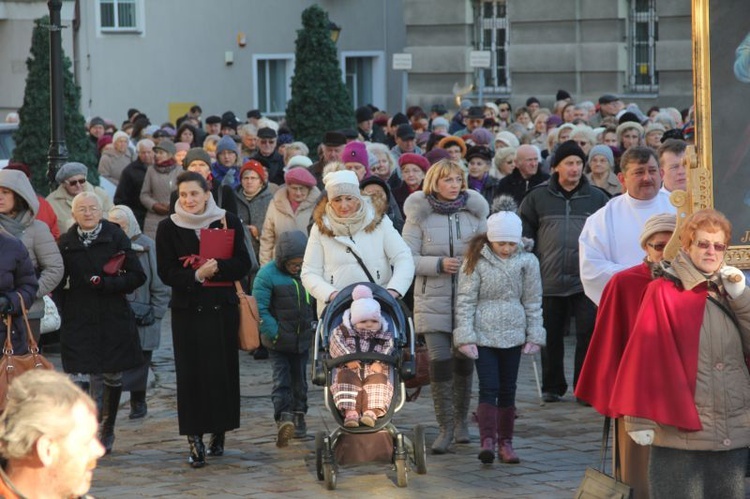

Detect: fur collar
[312,192,386,238]
[403,189,489,224]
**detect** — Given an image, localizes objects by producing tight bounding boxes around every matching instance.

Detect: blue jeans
[475,345,522,407]
[268,349,309,421]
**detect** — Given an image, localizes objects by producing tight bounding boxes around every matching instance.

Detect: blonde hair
[422,159,467,196]
[0,370,95,460]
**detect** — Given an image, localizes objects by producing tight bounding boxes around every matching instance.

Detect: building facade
[1,0,693,125]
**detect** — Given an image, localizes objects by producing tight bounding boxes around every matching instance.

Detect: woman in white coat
[301,170,414,318]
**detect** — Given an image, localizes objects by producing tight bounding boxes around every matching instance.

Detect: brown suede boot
[497,406,520,464]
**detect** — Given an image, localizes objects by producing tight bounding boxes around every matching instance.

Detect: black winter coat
[0,233,39,354]
[114,159,148,229]
[488,168,550,206]
[57,220,146,373]
[155,211,251,434]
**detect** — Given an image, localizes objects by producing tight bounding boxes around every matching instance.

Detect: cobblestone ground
[39,316,746,498]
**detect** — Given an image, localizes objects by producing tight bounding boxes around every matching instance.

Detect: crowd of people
[0,91,746,499]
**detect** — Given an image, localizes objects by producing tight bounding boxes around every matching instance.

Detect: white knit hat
[486,211,522,244]
[324,170,362,200]
[349,285,382,325]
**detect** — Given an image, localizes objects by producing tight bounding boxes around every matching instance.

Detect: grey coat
[0,170,64,319]
[127,233,170,350]
[402,190,488,334]
[453,245,545,349]
[233,185,273,259]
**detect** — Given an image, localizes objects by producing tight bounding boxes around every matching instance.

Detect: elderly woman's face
[73,197,102,231]
[113,137,129,154]
[499,155,516,176]
[63,175,87,197]
[345,162,367,181]
[287,184,311,203]
[0,188,16,215]
[401,164,425,189]
[241,171,263,196]
[589,155,611,175]
[178,181,211,215]
[109,213,129,234]
[687,229,726,274]
[329,195,360,218]
[187,160,212,179]
[371,152,391,179]
[446,145,462,162]
[621,129,641,149]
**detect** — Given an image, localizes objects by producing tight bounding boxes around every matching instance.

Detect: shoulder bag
[236,281,261,352]
[0,293,55,412]
[574,417,633,498]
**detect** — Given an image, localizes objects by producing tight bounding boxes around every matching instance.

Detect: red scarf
[574,263,652,416]
[609,277,707,431]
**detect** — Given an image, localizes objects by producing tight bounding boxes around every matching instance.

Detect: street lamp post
[47,0,68,187]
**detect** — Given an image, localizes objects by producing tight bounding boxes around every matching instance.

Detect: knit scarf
[154,158,177,174]
[426,191,468,215]
[0,210,30,238]
[77,222,103,247]
[324,200,369,237]
[170,193,226,234]
[243,184,266,202]
[468,173,488,193]
[212,164,239,189]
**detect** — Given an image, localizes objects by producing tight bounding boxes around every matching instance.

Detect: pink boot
[497,406,519,463]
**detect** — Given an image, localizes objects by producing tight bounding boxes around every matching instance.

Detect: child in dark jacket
[252,230,314,447]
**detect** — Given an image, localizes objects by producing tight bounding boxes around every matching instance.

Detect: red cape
[609,277,706,431]
[574,263,652,416]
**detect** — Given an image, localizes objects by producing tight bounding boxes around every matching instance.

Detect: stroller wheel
[413,425,427,475]
[323,462,337,490]
[395,457,408,487]
[315,431,327,481]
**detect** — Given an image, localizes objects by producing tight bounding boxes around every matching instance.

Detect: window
[629,0,658,92]
[255,57,293,117]
[99,0,138,31]
[477,0,510,93]
[345,57,374,109]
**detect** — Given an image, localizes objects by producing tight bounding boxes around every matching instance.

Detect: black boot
[292,412,307,439]
[99,384,122,455]
[207,432,225,456]
[129,390,147,420]
[187,435,206,468]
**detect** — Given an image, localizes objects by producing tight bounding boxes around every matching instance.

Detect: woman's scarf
[325,199,369,237]
[154,158,177,174]
[468,174,488,194]
[426,191,469,215]
[243,183,266,202]
[77,222,103,247]
[170,193,226,233]
[0,210,31,238]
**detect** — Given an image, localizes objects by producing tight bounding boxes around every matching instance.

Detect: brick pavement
[50,319,608,498]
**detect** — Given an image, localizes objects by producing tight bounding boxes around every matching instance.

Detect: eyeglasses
[75,206,101,214]
[66,178,86,186]
[259,139,276,144]
[647,242,667,251]
[694,240,727,252]
[288,185,309,193]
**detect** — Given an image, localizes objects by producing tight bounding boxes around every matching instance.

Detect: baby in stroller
[329,285,395,428]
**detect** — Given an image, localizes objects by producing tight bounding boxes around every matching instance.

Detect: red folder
[199,227,235,287]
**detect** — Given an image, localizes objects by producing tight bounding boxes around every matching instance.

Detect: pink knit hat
[284,167,317,187]
[342,141,368,167]
[349,285,382,325]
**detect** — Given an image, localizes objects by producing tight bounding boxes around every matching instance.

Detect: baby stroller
[311,282,427,490]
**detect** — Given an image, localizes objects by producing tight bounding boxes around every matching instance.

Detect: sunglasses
[66,178,86,186]
[646,242,667,251]
[694,240,727,252]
